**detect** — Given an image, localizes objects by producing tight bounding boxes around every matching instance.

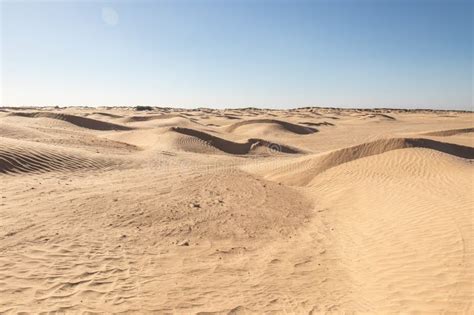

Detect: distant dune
[226,118,317,135]
[8,111,132,131]
[420,127,474,137]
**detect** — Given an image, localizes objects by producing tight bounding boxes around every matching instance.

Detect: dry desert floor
[0,107,473,313]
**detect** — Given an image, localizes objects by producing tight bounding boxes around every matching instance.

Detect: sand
[0,107,472,313]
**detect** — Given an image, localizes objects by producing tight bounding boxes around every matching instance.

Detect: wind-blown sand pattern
[0,107,472,313]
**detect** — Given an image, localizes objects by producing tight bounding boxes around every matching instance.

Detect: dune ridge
[299,121,335,127]
[89,112,124,119]
[8,112,132,131]
[172,127,302,154]
[121,113,185,122]
[250,137,474,186]
[421,127,474,137]
[225,119,317,135]
[359,113,396,120]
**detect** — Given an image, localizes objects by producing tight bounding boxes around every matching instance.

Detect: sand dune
[357,113,397,120]
[121,113,184,122]
[102,126,301,155]
[421,127,474,137]
[8,112,131,131]
[248,137,474,186]
[0,122,52,140]
[0,107,472,313]
[223,114,241,120]
[89,111,124,119]
[0,138,119,175]
[307,148,473,312]
[226,119,317,135]
[299,121,335,127]
[172,127,301,154]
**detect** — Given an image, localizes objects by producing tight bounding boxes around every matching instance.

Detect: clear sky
[1,0,472,109]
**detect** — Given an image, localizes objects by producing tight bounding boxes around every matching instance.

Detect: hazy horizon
[1,0,472,110]
[0,104,472,112]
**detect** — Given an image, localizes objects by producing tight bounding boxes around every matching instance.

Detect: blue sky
[1,0,472,109]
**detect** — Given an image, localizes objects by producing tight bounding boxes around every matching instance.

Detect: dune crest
[172,127,302,154]
[225,119,317,135]
[249,137,474,186]
[421,127,474,137]
[9,112,132,131]
[121,113,185,122]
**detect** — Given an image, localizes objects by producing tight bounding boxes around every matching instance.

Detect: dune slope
[306,148,473,312]
[248,137,474,186]
[9,112,131,131]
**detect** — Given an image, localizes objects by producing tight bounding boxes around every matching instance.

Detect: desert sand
[0,106,472,313]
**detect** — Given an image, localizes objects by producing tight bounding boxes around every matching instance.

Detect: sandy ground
[0,107,472,313]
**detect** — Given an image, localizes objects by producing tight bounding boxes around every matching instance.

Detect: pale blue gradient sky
[1,0,472,109]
